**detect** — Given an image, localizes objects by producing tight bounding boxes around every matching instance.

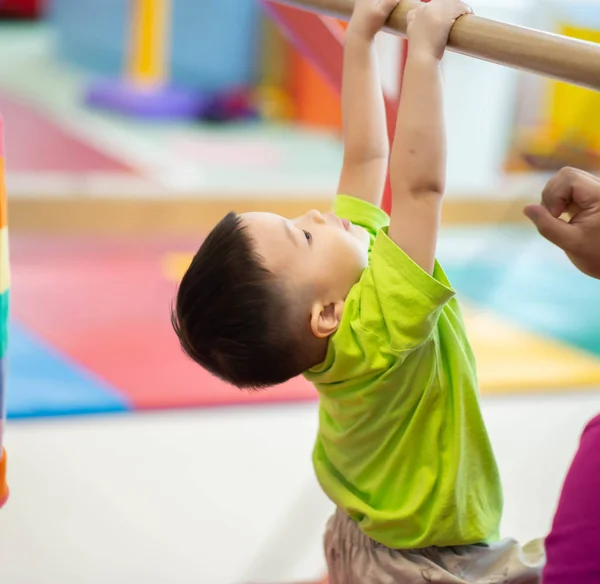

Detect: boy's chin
[357,229,372,253]
[353,225,370,245]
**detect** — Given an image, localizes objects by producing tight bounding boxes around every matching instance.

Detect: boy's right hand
[407,0,472,60]
[348,0,401,40]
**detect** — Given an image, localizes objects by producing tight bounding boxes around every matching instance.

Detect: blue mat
[6,322,129,419]
[439,226,600,357]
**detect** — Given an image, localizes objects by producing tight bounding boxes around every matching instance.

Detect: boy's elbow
[412,181,445,198]
[343,149,389,168]
[390,172,445,200]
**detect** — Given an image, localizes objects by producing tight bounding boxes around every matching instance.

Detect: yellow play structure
[511,21,600,171]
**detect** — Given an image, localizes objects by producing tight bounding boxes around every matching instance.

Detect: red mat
[0,93,134,173]
[10,236,317,410]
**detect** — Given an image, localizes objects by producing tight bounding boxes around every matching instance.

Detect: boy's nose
[308,210,326,224]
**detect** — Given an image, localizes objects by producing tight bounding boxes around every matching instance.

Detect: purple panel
[86,80,211,120]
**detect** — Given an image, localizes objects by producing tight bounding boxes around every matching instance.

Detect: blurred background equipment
[508,3,600,171]
[0,117,8,511]
[0,0,42,18]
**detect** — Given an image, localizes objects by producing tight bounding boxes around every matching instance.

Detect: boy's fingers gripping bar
[268,0,600,90]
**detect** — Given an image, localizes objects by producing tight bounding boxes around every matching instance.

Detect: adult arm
[543,415,600,584]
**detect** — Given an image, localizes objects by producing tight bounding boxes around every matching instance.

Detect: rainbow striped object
[0,118,8,508]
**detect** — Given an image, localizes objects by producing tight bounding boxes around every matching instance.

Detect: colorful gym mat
[0,92,134,174]
[7,236,314,418]
[5,227,600,419]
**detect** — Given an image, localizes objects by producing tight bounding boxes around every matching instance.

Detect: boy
[172,0,545,581]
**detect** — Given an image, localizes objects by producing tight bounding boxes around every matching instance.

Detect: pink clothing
[544,414,600,583]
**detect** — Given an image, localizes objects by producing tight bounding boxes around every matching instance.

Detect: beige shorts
[324,509,545,584]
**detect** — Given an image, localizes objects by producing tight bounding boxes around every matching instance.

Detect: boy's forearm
[337,28,389,207]
[342,30,389,165]
[390,51,446,197]
[387,50,445,275]
[387,0,468,274]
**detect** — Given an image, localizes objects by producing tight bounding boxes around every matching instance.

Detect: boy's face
[242,209,370,337]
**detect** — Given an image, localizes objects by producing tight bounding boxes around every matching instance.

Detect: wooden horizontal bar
[271,0,600,90]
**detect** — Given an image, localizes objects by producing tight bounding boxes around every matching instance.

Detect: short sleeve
[334,195,390,253]
[544,415,600,584]
[357,229,455,351]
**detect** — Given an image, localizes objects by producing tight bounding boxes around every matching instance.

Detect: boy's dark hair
[171,212,321,389]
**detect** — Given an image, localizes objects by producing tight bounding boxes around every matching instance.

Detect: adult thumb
[524,204,577,251]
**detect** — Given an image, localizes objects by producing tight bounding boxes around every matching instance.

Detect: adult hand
[525,167,600,279]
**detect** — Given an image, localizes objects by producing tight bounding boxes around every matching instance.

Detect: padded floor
[0,92,134,174]
[6,227,600,418]
[8,236,315,418]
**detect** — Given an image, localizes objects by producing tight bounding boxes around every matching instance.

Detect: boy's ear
[310,301,344,339]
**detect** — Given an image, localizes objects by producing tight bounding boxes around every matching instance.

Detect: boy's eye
[303,230,312,242]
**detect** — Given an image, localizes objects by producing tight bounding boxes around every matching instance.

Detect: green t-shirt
[305,195,503,549]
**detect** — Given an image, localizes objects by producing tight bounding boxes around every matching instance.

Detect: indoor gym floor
[0,22,600,584]
[7,227,600,420]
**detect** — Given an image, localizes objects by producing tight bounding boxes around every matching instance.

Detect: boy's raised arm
[337,0,400,208]
[389,0,471,274]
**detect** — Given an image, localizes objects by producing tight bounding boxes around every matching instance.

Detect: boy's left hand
[349,0,401,40]
[407,0,472,60]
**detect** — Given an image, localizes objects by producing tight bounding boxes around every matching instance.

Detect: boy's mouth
[326,211,351,231]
